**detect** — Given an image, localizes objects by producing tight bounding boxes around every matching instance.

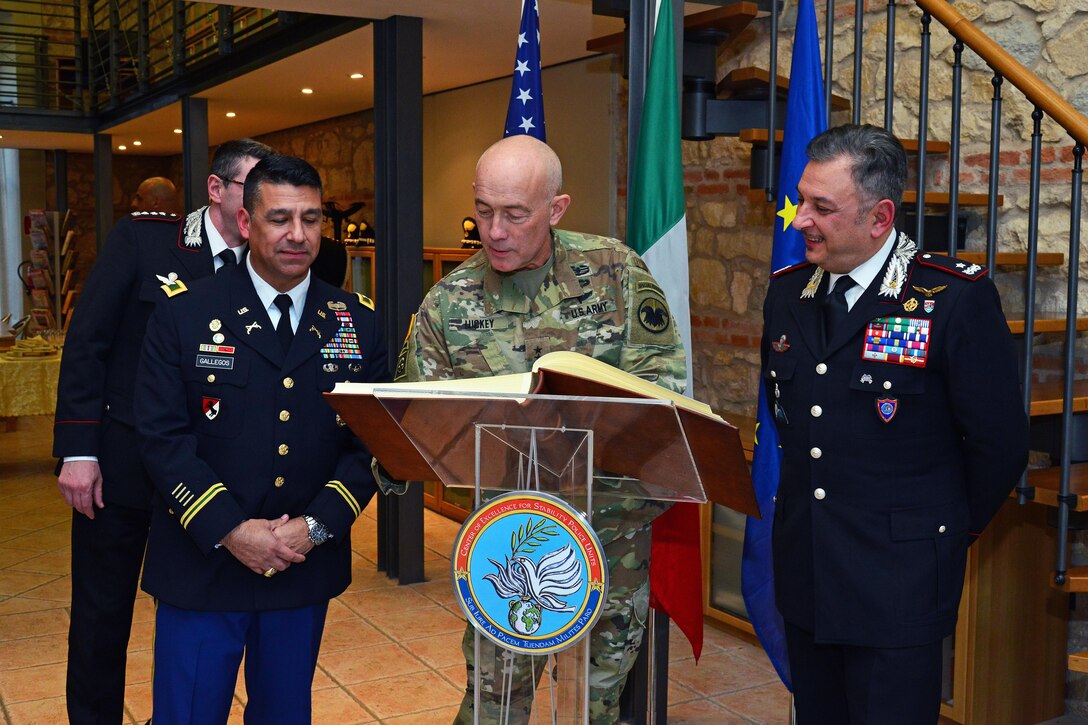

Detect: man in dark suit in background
[760,124,1027,724]
[53,138,273,724]
[134,155,387,724]
[131,176,180,215]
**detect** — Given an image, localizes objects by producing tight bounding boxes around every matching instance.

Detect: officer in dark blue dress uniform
[760,125,1027,724]
[53,139,274,724]
[134,154,388,724]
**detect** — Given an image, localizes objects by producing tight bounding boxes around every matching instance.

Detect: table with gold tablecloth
[0,352,61,417]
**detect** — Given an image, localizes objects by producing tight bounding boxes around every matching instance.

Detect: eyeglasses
[217,175,245,188]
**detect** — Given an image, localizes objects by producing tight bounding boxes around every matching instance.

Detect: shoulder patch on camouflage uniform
[916,253,987,280]
[355,292,375,310]
[627,266,673,345]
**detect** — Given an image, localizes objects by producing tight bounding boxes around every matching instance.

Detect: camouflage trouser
[453,520,653,725]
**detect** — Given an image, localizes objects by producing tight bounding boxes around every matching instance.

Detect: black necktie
[274,294,293,352]
[822,274,856,344]
[216,249,236,272]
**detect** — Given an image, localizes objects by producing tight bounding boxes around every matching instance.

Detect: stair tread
[586,3,759,55]
[1070,651,1088,673]
[1053,567,1088,593]
[1008,315,1088,335]
[1026,463,1088,508]
[1029,379,1088,417]
[747,189,1000,207]
[717,68,851,109]
[739,127,947,152]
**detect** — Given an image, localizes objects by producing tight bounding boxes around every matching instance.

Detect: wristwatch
[302,514,332,545]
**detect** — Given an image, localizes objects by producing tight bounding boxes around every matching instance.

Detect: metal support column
[92,134,112,251]
[373,14,424,585]
[181,96,209,211]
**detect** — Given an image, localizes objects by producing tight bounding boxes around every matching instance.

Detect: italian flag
[626,0,701,660]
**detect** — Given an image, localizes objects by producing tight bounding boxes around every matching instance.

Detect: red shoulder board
[770,261,812,279]
[130,211,181,222]
[916,253,987,280]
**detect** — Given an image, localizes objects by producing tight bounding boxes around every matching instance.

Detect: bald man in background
[131,176,179,214]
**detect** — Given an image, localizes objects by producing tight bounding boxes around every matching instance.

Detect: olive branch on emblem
[510,517,558,557]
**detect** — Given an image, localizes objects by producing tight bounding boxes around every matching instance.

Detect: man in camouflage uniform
[392,135,685,724]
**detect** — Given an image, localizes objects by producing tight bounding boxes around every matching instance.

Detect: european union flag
[503,0,545,141]
[740,0,827,692]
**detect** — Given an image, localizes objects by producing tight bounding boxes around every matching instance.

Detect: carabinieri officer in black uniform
[760,125,1027,724]
[134,155,388,724]
[54,139,274,724]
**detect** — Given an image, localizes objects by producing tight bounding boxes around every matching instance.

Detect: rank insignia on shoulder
[156,272,188,297]
[917,253,987,280]
[771,334,790,352]
[771,260,812,279]
[355,293,375,311]
[132,211,179,220]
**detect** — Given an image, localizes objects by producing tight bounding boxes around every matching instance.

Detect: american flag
[503,0,545,141]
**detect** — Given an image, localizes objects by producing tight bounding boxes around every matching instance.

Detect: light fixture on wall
[173,129,182,134]
[301,88,314,95]
[117,145,127,151]
[350,73,364,79]
[132,141,142,146]
[226,112,236,118]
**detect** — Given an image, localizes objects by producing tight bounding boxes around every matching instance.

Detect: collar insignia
[800,267,824,299]
[878,232,917,299]
[182,209,203,248]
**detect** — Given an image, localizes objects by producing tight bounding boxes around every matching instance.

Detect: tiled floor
[0,415,789,724]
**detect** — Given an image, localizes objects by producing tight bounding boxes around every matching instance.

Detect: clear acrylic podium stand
[369,390,712,724]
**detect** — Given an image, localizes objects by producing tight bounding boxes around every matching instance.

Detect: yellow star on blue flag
[777,195,798,231]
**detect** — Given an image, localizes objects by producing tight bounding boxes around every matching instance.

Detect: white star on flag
[504,0,545,140]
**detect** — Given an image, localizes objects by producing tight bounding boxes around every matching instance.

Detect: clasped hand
[221,515,314,576]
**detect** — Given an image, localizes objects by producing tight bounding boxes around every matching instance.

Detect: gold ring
[263,567,276,578]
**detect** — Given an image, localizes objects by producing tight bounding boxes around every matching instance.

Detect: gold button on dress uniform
[278,444,289,456]
[274,477,285,488]
[283,377,294,389]
[279,410,290,422]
